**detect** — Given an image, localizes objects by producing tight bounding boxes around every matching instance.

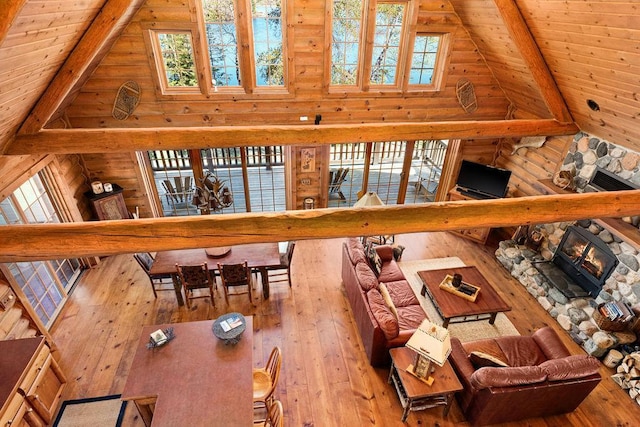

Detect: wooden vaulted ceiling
[0,0,638,155]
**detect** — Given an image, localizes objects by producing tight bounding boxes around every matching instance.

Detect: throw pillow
[470,351,509,369]
[379,283,399,319]
[366,244,382,276]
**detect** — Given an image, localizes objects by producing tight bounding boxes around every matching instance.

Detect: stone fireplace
[496,220,639,358]
[534,225,619,299]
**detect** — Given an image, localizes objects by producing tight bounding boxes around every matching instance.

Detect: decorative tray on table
[439,274,480,302]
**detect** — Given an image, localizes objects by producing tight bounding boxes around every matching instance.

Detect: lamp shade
[353,191,384,207]
[406,319,451,367]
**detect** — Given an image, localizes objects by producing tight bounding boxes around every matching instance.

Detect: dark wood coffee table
[418,266,511,327]
[388,347,463,422]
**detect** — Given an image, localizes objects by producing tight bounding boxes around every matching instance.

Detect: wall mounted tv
[455,160,512,199]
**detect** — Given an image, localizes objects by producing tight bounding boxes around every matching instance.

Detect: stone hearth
[496,220,640,358]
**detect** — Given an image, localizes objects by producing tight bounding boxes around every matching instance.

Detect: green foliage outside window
[158,33,198,87]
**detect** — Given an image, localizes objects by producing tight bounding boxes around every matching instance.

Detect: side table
[388,347,463,422]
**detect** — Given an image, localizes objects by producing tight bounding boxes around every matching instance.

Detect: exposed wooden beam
[7,119,579,154]
[493,0,573,123]
[15,0,146,136]
[1,190,638,262]
[0,0,27,46]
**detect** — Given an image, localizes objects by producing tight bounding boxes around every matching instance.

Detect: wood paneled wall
[496,134,572,198]
[80,152,152,219]
[63,0,511,129]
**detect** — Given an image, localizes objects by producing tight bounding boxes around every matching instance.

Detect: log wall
[63,0,511,129]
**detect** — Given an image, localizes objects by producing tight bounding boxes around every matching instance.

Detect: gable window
[329,0,449,93]
[252,0,284,87]
[198,0,288,94]
[331,0,363,85]
[152,31,200,92]
[203,0,241,87]
[370,3,406,86]
[409,34,444,86]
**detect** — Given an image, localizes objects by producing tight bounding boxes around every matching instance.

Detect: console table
[388,347,462,422]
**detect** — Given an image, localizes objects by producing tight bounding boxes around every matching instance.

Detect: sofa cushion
[470,366,547,389]
[346,238,368,265]
[367,289,399,339]
[396,305,426,330]
[539,355,601,381]
[470,351,509,368]
[379,283,399,319]
[382,280,419,308]
[496,335,548,367]
[355,262,378,291]
[378,259,405,283]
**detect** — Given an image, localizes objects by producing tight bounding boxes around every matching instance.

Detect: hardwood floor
[49,231,640,426]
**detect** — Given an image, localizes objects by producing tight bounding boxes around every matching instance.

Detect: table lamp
[405,319,451,385]
[353,191,384,207]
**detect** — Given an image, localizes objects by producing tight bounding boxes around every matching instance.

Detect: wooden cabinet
[447,189,491,244]
[85,184,129,220]
[0,338,66,426]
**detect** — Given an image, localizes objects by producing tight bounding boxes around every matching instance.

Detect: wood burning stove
[534,226,618,298]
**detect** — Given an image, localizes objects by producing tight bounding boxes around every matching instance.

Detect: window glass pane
[203,0,241,87]
[370,3,404,85]
[148,150,199,217]
[157,32,198,87]
[410,35,441,85]
[252,0,284,86]
[331,0,363,85]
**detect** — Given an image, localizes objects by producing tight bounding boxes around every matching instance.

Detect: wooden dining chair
[266,241,296,287]
[133,252,174,298]
[253,346,282,412]
[254,399,283,426]
[175,263,215,308]
[218,261,253,304]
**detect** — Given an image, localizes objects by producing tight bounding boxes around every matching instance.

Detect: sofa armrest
[532,326,571,359]
[386,329,415,347]
[450,337,476,381]
[375,245,395,262]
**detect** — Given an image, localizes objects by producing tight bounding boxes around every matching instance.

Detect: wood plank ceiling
[0,0,638,154]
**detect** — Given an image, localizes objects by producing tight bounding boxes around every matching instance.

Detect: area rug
[52,394,127,427]
[398,257,520,341]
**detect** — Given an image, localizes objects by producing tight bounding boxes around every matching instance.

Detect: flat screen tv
[455,160,512,199]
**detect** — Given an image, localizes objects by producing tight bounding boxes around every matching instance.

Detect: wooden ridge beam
[15,0,146,136]
[1,190,638,262]
[7,119,579,154]
[493,0,573,123]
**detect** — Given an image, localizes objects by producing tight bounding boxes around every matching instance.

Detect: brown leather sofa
[449,326,602,426]
[341,238,426,366]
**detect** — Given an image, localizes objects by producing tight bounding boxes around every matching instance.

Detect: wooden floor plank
[49,233,640,426]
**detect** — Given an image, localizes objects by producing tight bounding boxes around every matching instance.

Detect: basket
[593,303,632,332]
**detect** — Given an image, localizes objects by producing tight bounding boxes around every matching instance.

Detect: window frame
[142,0,294,99]
[403,28,452,93]
[143,23,209,97]
[327,0,451,96]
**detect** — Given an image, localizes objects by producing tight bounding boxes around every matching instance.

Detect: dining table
[149,242,282,304]
[121,318,253,426]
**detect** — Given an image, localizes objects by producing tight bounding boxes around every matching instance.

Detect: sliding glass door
[0,172,83,327]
